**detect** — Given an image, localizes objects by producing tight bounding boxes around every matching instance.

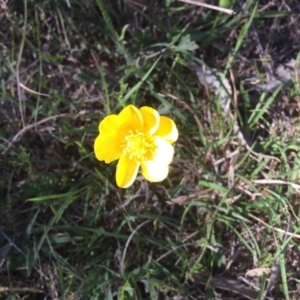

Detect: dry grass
[1,0,300,299]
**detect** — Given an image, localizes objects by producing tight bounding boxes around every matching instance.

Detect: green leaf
[175,34,199,53]
[26,247,35,276]
[219,0,233,8]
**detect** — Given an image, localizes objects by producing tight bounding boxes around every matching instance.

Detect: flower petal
[139,106,160,135]
[154,116,178,143]
[94,134,121,163]
[141,162,169,182]
[99,114,118,133]
[152,136,174,165]
[118,105,143,131]
[116,154,140,188]
[140,136,174,182]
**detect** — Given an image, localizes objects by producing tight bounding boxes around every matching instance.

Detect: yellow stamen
[121,130,156,161]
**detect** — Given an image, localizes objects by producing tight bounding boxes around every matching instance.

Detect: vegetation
[1,0,300,299]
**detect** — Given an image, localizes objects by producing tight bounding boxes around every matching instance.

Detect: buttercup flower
[94,105,178,188]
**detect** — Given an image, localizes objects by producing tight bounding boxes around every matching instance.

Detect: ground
[1,0,300,299]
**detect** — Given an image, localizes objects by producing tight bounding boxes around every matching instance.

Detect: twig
[252,179,300,192]
[1,113,70,155]
[0,287,44,293]
[178,0,236,15]
[19,82,50,97]
[120,220,151,273]
[248,214,300,239]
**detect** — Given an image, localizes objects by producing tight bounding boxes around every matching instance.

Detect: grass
[1,0,300,299]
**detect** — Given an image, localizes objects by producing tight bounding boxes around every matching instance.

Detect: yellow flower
[94,105,178,188]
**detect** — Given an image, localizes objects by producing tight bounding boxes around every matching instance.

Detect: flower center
[121,130,156,162]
